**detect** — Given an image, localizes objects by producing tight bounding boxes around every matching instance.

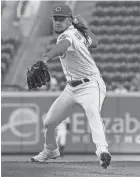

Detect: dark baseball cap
[52,4,73,17]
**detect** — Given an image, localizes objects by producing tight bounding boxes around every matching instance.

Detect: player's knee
[43,116,58,130]
[85,104,99,116]
[43,116,53,129]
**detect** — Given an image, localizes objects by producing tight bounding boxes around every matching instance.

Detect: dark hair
[72,21,89,45]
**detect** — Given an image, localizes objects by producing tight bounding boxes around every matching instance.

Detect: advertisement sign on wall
[1,103,40,145]
[1,92,140,154]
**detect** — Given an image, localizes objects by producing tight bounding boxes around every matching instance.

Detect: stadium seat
[88,1,140,91]
[1,62,7,75]
[1,44,15,58]
[1,35,20,84]
[59,81,66,91]
[1,53,12,68]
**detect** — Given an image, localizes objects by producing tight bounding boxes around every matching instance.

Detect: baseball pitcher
[27,4,111,169]
[56,117,70,157]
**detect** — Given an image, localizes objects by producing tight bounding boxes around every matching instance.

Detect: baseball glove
[27,61,50,90]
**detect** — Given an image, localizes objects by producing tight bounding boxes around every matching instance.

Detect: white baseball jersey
[57,25,100,81]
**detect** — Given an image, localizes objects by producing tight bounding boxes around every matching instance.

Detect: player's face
[53,16,70,34]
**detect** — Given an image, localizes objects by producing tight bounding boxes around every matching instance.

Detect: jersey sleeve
[57,32,72,45]
[88,36,92,46]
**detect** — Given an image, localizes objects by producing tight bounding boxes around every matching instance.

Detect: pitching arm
[43,39,71,62]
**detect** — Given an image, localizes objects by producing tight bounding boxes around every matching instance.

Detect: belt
[68,78,90,87]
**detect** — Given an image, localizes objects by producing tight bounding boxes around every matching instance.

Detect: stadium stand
[2,1,140,92]
[89,1,140,91]
[1,1,6,17]
[1,35,20,83]
[1,1,22,85]
[41,1,140,91]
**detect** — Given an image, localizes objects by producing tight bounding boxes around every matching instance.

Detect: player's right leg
[31,89,74,162]
[59,131,67,157]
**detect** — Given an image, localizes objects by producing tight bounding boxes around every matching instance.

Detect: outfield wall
[1,92,140,154]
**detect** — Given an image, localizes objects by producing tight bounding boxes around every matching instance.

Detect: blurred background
[1,0,140,156]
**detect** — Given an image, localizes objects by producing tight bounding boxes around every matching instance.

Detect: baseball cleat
[100,152,111,169]
[31,149,60,162]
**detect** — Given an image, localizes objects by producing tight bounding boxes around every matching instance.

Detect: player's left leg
[75,78,111,168]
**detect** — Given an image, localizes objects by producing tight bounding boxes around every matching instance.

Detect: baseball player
[29,4,111,169]
[56,117,70,157]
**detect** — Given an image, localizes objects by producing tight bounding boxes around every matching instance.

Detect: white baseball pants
[43,77,108,155]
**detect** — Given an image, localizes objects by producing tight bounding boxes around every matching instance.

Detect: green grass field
[1,155,140,177]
